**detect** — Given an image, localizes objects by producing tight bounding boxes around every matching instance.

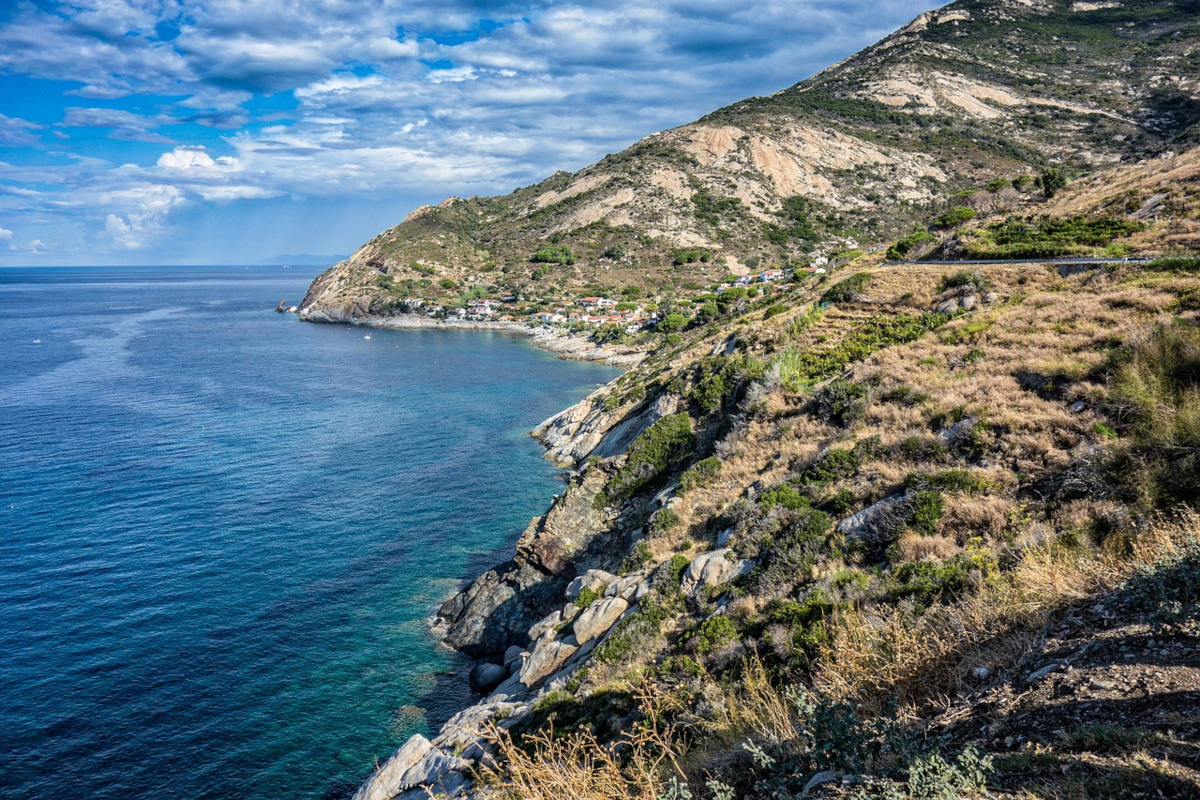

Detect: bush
[764,303,787,319]
[574,586,602,609]
[908,490,944,536]
[932,206,978,228]
[759,483,810,511]
[939,269,990,293]
[801,448,859,486]
[813,379,867,427]
[679,456,721,494]
[602,413,694,505]
[531,245,576,265]
[1040,167,1067,198]
[690,615,739,654]
[648,507,680,537]
[907,468,989,494]
[673,248,712,265]
[886,230,935,260]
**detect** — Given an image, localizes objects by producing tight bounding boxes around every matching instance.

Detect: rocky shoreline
[347,380,719,800]
[297,308,645,367]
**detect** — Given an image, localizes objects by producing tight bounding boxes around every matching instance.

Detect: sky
[0,0,942,266]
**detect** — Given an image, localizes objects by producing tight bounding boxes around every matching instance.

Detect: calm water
[0,266,618,800]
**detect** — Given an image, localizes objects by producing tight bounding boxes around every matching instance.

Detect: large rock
[469,662,509,694]
[351,735,433,800]
[835,493,907,543]
[573,596,630,644]
[681,549,751,596]
[565,569,617,600]
[519,637,580,687]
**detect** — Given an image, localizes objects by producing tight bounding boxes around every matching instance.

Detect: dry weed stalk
[481,681,689,800]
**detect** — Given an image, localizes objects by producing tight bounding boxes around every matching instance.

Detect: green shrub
[574,586,602,609]
[801,448,859,485]
[648,507,680,537]
[759,483,810,511]
[1040,167,1067,198]
[939,269,990,293]
[889,556,975,604]
[690,615,739,654]
[679,456,721,494]
[673,248,712,265]
[908,490,944,536]
[620,541,652,574]
[886,230,935,260]
[933,206,978,228]
[665,333,683,345]
[764,303,786,319]
[907,468,989,494]
[812,379,867,427]
[667,554,692,585]
[602,413,694,505]
[531,245,576,265]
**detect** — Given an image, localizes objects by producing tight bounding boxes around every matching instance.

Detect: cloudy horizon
[0,0,940,266]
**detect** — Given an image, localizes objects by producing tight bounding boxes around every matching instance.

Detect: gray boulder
[573,596,630,644]
[469,662,508,694]
[681,549,751,596]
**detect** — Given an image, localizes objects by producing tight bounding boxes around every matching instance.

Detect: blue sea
[0,266,619,800]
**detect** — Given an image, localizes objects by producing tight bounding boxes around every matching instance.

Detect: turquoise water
[0,266,618,800]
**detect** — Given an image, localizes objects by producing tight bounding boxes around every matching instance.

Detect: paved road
[883,256,1154,266]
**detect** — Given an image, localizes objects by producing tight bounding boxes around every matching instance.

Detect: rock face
[535,392,681,467]
[438,466,614,656]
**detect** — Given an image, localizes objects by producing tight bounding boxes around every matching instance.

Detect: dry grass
[812,510,1200,718]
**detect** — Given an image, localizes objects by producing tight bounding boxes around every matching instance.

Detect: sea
[0,265,619,800]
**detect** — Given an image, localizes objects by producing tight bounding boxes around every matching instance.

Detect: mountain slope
[300,0,1200,321]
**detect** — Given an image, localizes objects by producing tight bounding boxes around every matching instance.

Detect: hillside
[300,0,1200,323]
[344,139,1200,799]
[313,2,1200,799]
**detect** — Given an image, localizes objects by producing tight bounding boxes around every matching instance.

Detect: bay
[0,265,618,800]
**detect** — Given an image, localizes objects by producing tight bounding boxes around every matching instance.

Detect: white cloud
[0,225,12,242]
[0,0,945,263]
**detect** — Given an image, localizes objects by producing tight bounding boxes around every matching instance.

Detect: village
[398,263,826,332]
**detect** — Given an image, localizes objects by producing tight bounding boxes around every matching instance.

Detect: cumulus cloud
[0,0,941,262]
[0,225,12,242]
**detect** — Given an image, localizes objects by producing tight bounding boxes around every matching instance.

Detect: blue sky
[0,0,940,265]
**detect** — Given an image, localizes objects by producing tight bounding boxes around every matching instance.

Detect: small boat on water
[363,334,371,340]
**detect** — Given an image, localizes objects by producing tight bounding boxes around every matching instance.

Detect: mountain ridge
[300,0,1199,323]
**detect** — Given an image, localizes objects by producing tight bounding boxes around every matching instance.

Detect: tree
[1040,167,1067,199]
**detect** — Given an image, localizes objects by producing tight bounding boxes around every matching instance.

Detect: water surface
[0,265,618,799]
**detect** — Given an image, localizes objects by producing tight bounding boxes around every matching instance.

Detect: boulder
[519,637,580,687]
[604,574,643,600]
[399,749,470,797]
[503,644,525,670]
[835,493,907,543]
[527,609,564,642]
[565,569,617,600]
[680,549,751,596]
[469,662,508,694]
[573,596,630,644]
[960,293,978,311]
[351,735,433,800]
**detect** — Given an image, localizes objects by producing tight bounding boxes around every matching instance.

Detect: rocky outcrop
[680,549,753,597]
[535,391,682,467]
[573,597,630,644]
[438,466,614,655]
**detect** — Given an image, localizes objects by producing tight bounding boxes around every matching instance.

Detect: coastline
[297,309,646,368]
[309,311,642,800]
